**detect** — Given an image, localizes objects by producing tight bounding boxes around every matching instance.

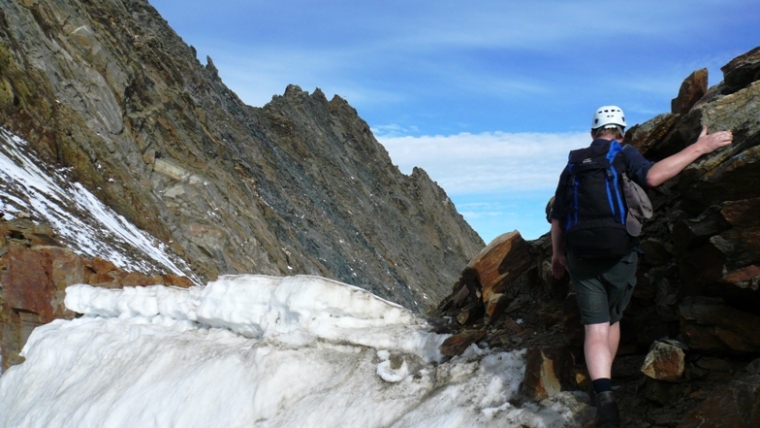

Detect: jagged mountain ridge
[0,0,484,311]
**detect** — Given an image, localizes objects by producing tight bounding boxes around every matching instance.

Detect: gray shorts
[567,250,638,325]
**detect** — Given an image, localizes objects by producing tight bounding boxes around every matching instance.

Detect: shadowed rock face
[0,0,484,315]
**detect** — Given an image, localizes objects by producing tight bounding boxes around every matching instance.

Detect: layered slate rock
[679,297,760,354]
[721,46,760,95]
[680,361,760,428]
[0,0,483,315]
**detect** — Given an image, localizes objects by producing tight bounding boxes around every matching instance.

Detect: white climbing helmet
[592,105,626,130]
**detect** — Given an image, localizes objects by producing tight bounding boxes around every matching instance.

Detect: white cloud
[376,131,589,194]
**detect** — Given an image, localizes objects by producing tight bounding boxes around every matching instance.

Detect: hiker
[548,105,733,427]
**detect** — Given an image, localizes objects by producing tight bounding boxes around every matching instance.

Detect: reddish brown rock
[520,347,576,400]
[1,246,80,370]
[0,229,195,371]
[438,268,481,315]
[439,330,486,357]
[722,197,760,228]
[163,273,194,288]
[2,246,69,323]
[671,69,708,116]
[51,250,88,288]
[92,257,119,274]
[501,316,524,335]
[122,272,163,286]
[88,271,124,288]
[466,231,532,303]
[641,340,686,382]
[721,265,760,290]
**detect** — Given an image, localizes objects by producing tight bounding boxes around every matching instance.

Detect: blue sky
[149,0,759,243]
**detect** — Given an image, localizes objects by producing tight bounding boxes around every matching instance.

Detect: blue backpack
[562,139,634,258]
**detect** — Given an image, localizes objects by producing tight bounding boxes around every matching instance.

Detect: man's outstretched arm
[646,126,733,188]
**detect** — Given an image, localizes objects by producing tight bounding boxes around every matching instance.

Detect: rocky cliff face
[436,47,760,427]
[0,0,484,317]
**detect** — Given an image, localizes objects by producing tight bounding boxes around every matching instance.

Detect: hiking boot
[594,391,620,427]
[587,384,596,406]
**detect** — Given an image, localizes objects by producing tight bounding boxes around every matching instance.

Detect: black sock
[592,378,612,394]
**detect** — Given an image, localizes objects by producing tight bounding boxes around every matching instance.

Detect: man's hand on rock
[697,126,733,154]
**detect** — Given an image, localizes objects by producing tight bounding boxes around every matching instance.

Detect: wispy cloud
[376,131,589,194]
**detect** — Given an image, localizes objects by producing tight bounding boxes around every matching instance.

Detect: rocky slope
[435,47,760,427]
[0,0,483,315]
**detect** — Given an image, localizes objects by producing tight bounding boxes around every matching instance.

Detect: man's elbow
[645,169,666,188]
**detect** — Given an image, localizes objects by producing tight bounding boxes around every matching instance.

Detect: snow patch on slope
[0,127,195,279]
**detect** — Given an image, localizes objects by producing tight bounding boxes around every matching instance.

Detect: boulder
[439,331,486,357]
[464,231,533,304]
[641,340,686,382]
[671,69,708,116]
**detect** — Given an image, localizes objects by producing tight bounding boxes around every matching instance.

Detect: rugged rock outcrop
[435,47,760,427]
[0,0,483,315]
[0,217,193,369]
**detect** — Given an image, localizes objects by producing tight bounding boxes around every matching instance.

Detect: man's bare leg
[585,322,621,427]
[585,322,613,380]
[608,321,620,362]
